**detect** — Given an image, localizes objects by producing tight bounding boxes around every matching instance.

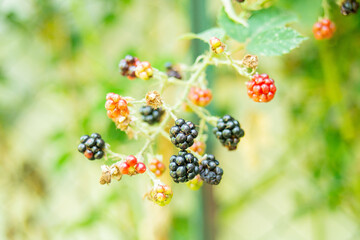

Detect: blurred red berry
[149,158,165,177]
[135,61,153,80]
[313,18,336,40]
[188,87,212,107]
[189,141,206,155]
[105,93,130,120]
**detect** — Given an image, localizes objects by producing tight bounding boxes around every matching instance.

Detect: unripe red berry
[135,162,146,174]
[209,37,225,54]
[135,61,153,80]
[105,93,130,120]
[186,175,203,191]
[149,158,165,177]
[246,73,276,103]
[188,87,212,107]
[126,155,138,167]
[147,184,173,206]
[189,141,206,155]
[119,162,130,175]
[313,18,336,40]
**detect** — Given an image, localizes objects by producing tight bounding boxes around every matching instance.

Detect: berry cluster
[118,155,146,176]
[341,0,359,15]
[78,133,105,160]
[119,55,140,80]
[189,141,206,156]
[147,184,173,206]
[135,61,153,80]
[165,62,182,79]
[169,150,199,183]
[199,154,223,185]
[105,93,129,119]
[186,175,203,191]
[209,37,225,54]
[169,119,198,149]
[188,87,212,107]
[149,158,166,177]
[213,115,244,150]
[139,105,164,125]
[246,73,276,103]
[313,18,336,40]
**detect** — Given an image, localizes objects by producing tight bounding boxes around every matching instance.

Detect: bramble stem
[105,48,254,185]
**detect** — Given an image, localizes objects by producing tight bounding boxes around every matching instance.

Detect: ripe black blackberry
[169,119,198,149]
[213,115,244,150]
[139,106,164,125]
[236,0,245,2]
[119,55,140,79]
[78,133,105,160]
[340,0,359,15]
[165,62,182,80]
[199,154,223,185]
[169,150,199,183]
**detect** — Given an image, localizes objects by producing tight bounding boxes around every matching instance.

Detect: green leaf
[218,9,249,43]
[248,7,298,36]
[218,7,298,43]
[246,27,306,56]
[180,28,226,43]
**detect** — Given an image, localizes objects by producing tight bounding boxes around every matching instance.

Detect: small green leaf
[248,7,298,36]
[218,9,249,43]
[180,28,226,43]
[218,7,298,43]
[246,27,306,56]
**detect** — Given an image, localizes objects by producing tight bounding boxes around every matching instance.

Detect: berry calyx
[78,133,105,160]
[209,37,225,54]
[341,0,359,15]
[119,55,141,80]
[313,18,336,40]
[169,150,200,183]
[169,119,198,149]
[189,141,206,156]
[147,184,173,206]
[135,61,153,80]
[139,105,165,125]
[135,162,147,174]
[126,155,138,167]
[199,154,224,185]
[149,158,166,177]
[213,115,244,150]
[246,73,276,103]
[186,175,203,190]
[188,87,213,107]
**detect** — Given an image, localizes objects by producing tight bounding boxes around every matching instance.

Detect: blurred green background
[1,0,360,239]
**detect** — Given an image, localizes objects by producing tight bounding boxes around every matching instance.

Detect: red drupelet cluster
[313,18,336,40]
[246,73,276,103]
[188,87,213,107]
[118,155,146,176]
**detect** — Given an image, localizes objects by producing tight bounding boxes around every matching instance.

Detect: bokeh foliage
[1,0,360,239]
